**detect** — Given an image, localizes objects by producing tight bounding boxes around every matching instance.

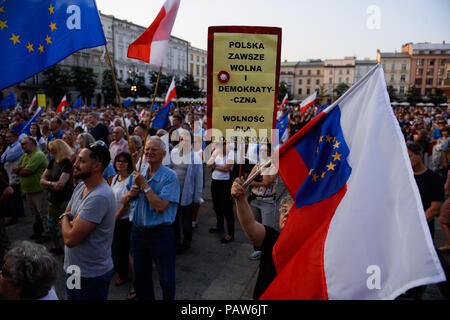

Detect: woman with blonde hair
[62,131,77,162]
[40,139,74,255]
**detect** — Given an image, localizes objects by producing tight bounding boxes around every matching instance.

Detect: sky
[96,0,450,62]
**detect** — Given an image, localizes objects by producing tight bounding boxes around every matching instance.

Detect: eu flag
[1,92,17,110]
[0,0,106,90]
[72,96,82,109]
[151,102,172,130]
[122,98,132,107]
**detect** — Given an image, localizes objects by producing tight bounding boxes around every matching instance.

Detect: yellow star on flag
[319,136,324,143]
[48,4,55,14]
[326,135,332,143]
[38,44,44,53]
[321,172,326,179]
[308,168,314,175]
[49,22,57,31]
[45,34,52,44]
[326,162,336,171]
[331,152,342,161]
[9,33,20,45]
[333,141,341,149]
[312,173,319,182]
[26,42,34,52]
[0,6,5,13]
[0,19,7,30]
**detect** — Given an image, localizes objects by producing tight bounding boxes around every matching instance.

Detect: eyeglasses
[116,159,128,163]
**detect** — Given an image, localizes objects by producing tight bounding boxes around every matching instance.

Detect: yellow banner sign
[207,26,282,143]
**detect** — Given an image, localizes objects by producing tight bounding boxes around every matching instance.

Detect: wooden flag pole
[104,45,136,171]
[138,65,163,172]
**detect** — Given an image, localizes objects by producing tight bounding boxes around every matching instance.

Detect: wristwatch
[143,186,152,193]
[58,212,73,221]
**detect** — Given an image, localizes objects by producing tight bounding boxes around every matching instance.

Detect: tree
[42,65,71,107]
[176,74,201,98]
[278,82,292,101]
[317,85,326,105]
[127,73,150,98]
[429,88,447,107]
[333,83,349,100]
[386,85,398,102]
[406,86,422,106]
[70,66,97,104]
[101,68,118,105]
[148,71,174,97]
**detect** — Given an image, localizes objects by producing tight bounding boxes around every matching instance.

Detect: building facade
[402,42,450,97]
[323,57,356,100]
[294,59,324,100]
[376,50,410,98]
[280,61,296,97]
[354,59,377,83]
[188,46,207,95]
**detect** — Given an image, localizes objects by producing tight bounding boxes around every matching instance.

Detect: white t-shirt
[212,149,234,180]
[111,175,130,220]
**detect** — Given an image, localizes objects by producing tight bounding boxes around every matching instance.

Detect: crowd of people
[0,100,449,300]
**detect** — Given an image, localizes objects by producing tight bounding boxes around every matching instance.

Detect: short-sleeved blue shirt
[127,164,180,228]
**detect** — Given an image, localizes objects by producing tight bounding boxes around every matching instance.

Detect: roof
[281,61,297,67]
[296,60,324,67]
[410,42,450,51]
[378,52,410,59]
[356,60,377,65]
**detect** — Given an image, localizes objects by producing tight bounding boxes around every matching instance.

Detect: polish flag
[56,95,68,113]
[28,95,37,113]
[277,93,288,111]
[127,0,181,66]
[139,109,146,121]
[165,77,177,106]
[300,91,317,115]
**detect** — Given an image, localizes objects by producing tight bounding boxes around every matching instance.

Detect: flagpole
[137,65,163,172]
[104,45,136,171]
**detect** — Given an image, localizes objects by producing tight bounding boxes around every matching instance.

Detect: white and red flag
[127,0,181,66]
[263,64,446,299]
[165,77,177,106]
[139,109,146,121]
[56,95,68,113]
[299,91,317,115]
[277,93,288,111]
[28,95,37,113]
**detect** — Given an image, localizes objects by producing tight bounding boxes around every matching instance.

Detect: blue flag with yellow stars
[151,102,172,130]
[0,0,106,90]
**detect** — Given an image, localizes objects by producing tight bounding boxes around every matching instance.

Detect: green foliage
[101,68,117,105]
[42,65,71,106]
[406,86,422,106]
[429,88,447,106]
[386,85,398,102]
[176,74,201,98]
[333,83,349,99]
[278,82,292,101]
[70,66,97,104]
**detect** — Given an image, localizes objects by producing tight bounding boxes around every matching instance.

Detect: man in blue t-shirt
[88,112,110,147]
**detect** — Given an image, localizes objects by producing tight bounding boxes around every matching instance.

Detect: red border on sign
[206,26,282,141]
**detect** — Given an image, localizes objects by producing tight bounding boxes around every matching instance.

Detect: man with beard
[59,141,116,300]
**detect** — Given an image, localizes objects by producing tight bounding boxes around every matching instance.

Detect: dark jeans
[112,218,132,279]
[65,269,114,300]
[174,203,193,246]
[130,224,176,300]
[6,184,24,219]
[211,179,234,236]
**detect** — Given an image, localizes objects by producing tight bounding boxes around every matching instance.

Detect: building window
[416,68,423,76]
[329,78,332,84]
[417,59,424,66]
[306,79,311,85]
[329,69,332,75]
[316,79,320,85]
[339,69,342,75]
[190,54,193,61]
[338,77,342,84]
[298,88,302,95]
[298,79,302,85]
[197,56,199,62]
[426,69,434,76]
[440,59,446,66]
[317,70,321,75]
[401,64,407,71]
[415,78,422,85]
[426,78,433,85]
[196,65,200,76]
[390,75,395,82]
[399,87,405,94]
[345,78,349,84]
[202,57,205,63]
[429,59,435,66]
[438,69,444,76]
[307,70,311,75]
[306,88,310,95]
[400,75,406,82]
[425,88,432,96]
[391,64,395,71]
[190,63,194,74]
[299,70,303,76]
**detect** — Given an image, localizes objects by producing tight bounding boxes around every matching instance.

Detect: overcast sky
[96,0,450,62]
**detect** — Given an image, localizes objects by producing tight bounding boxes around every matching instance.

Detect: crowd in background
[0,100,449,300]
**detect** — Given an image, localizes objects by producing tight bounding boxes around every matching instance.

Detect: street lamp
[131,85,137,105]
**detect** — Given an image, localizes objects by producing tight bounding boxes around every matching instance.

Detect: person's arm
[231,177,266,248]
[133,172,170,214]
[59,210,97,248]
[425,201,442,222]
[115,203,130,221]
[41,170,71,192]
[205,151,216,168]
